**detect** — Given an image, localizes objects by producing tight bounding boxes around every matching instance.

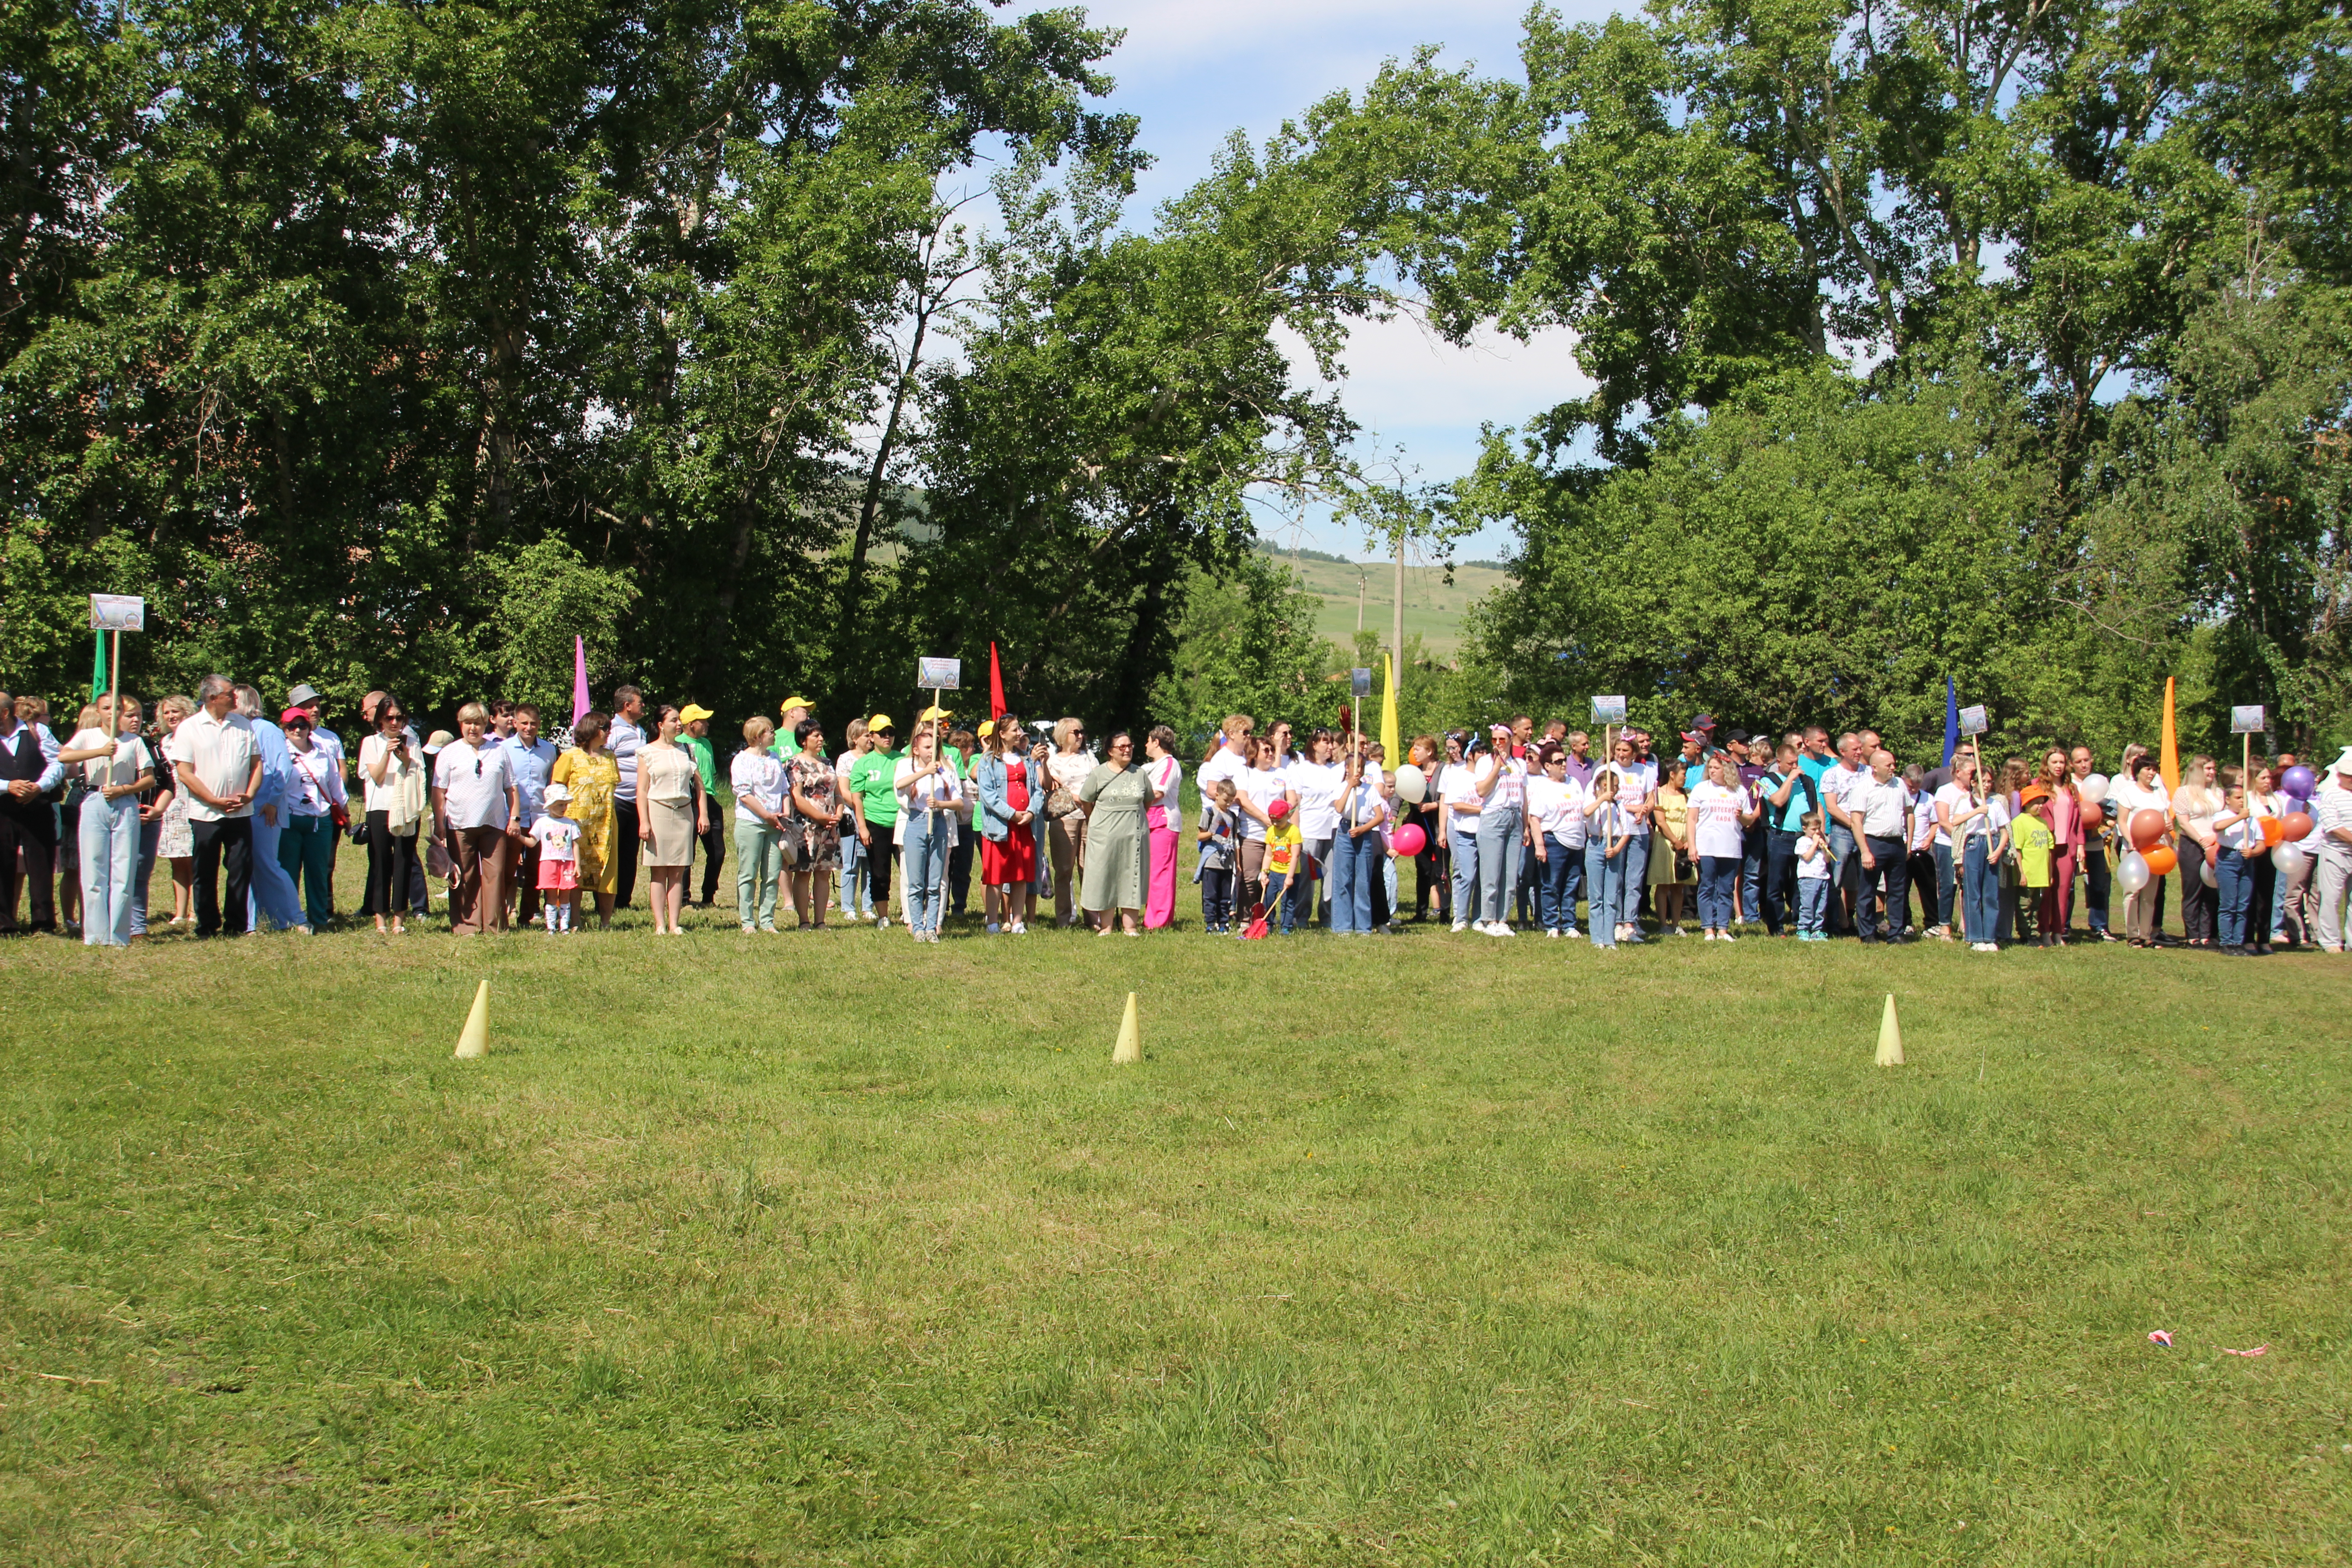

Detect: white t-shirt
[71,728,152,792]
[434,738,515,831]
[1931,782,1971,846]
[1907,789,1939,852]
[1598,761,1653,820]
[1236,764,1285,842]
[1823,762,1874,827]
[1686,780,1749,859]
[1147,755,1183,816]
[1196,744,1247,798]
[529,813,581,863]
[1338,777,1386,831]
[2110,778,2170,845]
[1284,758,1344,840]
[1525,774,1587,845]
[895,756,959,815]
[731,750,785,825]
[1796,833,1831,878]
[1436,761,1482,833]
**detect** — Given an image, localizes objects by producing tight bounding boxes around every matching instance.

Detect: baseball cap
[1690,713,1717,732]
[280,707,312,726]
[2020,782,2053,805]
[286,682,321,709]
[919,704,952,721]
[780,696,813,712]
[424,729,455,755]
[978,720,996,739]
[868,713,894,732]
[1268,799,1291,820]
[679,702,715,725]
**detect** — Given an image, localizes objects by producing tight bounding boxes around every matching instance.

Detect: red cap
[1268,799,1291,821]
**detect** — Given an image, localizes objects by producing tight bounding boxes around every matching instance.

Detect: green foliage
[481,539,640,720]
[1147,555,1333,743]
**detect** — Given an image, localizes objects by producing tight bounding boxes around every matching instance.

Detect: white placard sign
[2230,705,2266,735]
[1958,704,1989,736]
[90,594,146,631]
[917,657,961,691]
[1591,695,1627,724]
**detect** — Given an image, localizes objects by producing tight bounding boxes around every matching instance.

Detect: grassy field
[3,846,2348,1565]
[1256,549,1515,662]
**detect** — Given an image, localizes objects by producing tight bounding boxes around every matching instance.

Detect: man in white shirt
[169,675,263,938]
[1852,749,1913,942]
[608,683,646,909]
[2313,747,2352,953]
[1821,732,1874,936]
[433,702,521,935]
[0,687,68,935]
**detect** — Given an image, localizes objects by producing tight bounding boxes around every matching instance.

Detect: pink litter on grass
[2220,1345,2269,1357]
[2147,1331,2173,1347]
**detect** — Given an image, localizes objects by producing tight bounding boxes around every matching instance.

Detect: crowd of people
[4,679,2348,957]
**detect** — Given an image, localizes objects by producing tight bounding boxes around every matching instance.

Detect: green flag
[90,631,107,701]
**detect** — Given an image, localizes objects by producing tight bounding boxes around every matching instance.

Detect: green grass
[1255,549,1515,661]
[3,848,2348,1564]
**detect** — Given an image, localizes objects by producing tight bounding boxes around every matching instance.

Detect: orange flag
[2160,677,2180,792]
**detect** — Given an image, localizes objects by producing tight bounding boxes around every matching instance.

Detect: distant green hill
[1251,544,1515,663]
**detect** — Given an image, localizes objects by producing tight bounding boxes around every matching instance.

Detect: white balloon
[2199,856,2218,888]
[2272,843,2307,874]
[2115,850,2151,894]
[1394,763,1428,804]
[2078,772,2109,802]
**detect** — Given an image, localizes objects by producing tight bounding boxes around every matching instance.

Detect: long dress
[1078,763,1151,912]
[983,756,1037,883]
[552,746,621,896]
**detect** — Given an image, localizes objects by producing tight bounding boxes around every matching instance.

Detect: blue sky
[1010,0,1620,563]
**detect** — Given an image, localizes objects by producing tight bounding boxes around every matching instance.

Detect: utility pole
[1356,569,1367,635]
[1392,529,1406,709]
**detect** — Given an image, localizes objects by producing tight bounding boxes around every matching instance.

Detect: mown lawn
[2,862,2347,1564]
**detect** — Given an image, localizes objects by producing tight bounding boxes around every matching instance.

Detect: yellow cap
[868,714,894,732]
[978,720,996,739]
[919,704,952,721]
[779,696,813,712]
[678,703,714,724]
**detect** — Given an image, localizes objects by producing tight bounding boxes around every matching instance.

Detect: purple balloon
[2282,764,2317,797]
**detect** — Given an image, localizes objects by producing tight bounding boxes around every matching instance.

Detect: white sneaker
[1565,927,1585,939]
[1719,931,1735,943]
[875,916,890,930]
[1546,929,1560,939]
[1452,921,1470,933]
[1703,931,1716,941]
[1010,921,1027,934]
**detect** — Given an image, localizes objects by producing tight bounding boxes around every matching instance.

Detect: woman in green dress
[1078,731,1151,935]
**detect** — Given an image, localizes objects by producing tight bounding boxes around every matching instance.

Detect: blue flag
[1942,676,1959,766]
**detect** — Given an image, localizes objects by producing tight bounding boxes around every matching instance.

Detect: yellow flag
[1380,652,1401,764]
[2160,676,2179,793]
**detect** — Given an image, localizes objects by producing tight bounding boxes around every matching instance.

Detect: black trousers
[1907,849,1940,932]
[0,809,57,932]
[1763,828,1798,935]
[696,819,727,905]
[1856,835,1908,941]
[866,835,896,913]
[364,811,420,921]
[948,831,973,915]
[191,815,254,937]
[613,798,640,906]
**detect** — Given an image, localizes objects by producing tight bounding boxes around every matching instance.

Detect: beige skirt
[646,797,695,867]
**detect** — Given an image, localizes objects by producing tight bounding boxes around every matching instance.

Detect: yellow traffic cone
[454,980,489,1059]
[1111,992,1142,1064]
[1875,993,1904,1067]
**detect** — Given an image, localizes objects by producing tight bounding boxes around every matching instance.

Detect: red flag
[989,641,1007,720]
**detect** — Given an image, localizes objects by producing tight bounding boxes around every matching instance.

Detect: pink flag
[572,635,590,725]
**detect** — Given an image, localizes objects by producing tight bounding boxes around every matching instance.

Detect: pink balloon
[1390,823,1427,858]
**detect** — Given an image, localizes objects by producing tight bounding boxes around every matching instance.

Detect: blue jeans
[1284,837,1331,933]
[1449,828,1480,924]
[1328,829,1373,932]
[1585,840,1627,945]
[78,793,140,946]
[1535,835,1579,930]
[1827,824,1858,935]
[1764,828,1798,934]
[1740,824,1767,922]
[1963,835,1999,944]
[839,830,871,916]
[1697,854,1739,929]
[1477,807,1523,924]
[131,813,161,935]
[902,811,952,934]
[1798,876,1828,934]
[1933,842,1956,929]
[2217,846,2254,948]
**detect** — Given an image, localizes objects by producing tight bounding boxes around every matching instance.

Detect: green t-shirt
[849,749,903,828]
[2012,813,2055,887]
[681,733,718,794]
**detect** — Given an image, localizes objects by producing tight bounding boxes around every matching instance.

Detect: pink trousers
[1146,826,1178,928]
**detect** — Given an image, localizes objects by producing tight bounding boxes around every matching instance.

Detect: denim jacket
[974,753,1014,843]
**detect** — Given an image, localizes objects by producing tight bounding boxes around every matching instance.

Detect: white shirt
[1854,775,1910,839]
[1437,761,1482,831]
[1236,764,1284,842]
[1796,833,1831,877]
[1525,774,1587,845]
[1823,762,1874,826]
[1597,761,1653,822]
[2110,777,2170,843]
[358,731,423,812]
[2218,803,2265,853]
[283,742,346,817]
[2313,785,2352,862]
[529,813,581,862]
[1476,752,1528,814]
[167,708,258,821]
[1686,780,1749,859]
[1339,777,1387,831]
[1907,789,1939,853]
[1196,744,1247,797]
[434,738,515,831]
[1147,755,1183,816]
[70,728,152,792]
[731,749,786,825]
[1931,781,1973,846]
[1284,758,1344,840]
[894,756,958,815]
[609,715,644,802]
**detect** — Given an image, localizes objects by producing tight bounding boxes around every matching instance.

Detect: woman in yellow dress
[552,710,622,928]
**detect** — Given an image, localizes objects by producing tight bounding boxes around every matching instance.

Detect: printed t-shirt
[2012,812,2055,887]
[731,749,785,824]
[1525,775,1587,845]
[1687,780,1749,859]
[529,813,581,862]
[1264,819,1303,877]
[1436,761,1481,834]
[849,748,902,828]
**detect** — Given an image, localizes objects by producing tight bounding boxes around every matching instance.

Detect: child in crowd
[1584,769,1630,948]
[531,783,582,934]
[2012,783,2056,945]
[1795,810,1831,941]
[1259,799,1301,935]
[1197,778,1239,933]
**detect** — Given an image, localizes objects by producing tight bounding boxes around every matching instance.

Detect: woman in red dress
[976,715,1039,933]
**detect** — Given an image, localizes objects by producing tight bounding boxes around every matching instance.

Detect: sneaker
[1452,921,1470,933]
[1546,929,1560,939]
[986,921,1001,934]
[1719,931,1735,943]
[875,916,890,931]
[1564,927,1584,939]
[1702,930,1717,941]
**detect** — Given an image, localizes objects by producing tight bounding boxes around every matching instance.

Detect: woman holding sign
[60,696,153,947]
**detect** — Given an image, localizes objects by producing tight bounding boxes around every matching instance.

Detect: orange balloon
[2079,801,2104,831]
[2142,843,2179,877]
[2259,816,2286,846]
[2129,808,2168,850]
